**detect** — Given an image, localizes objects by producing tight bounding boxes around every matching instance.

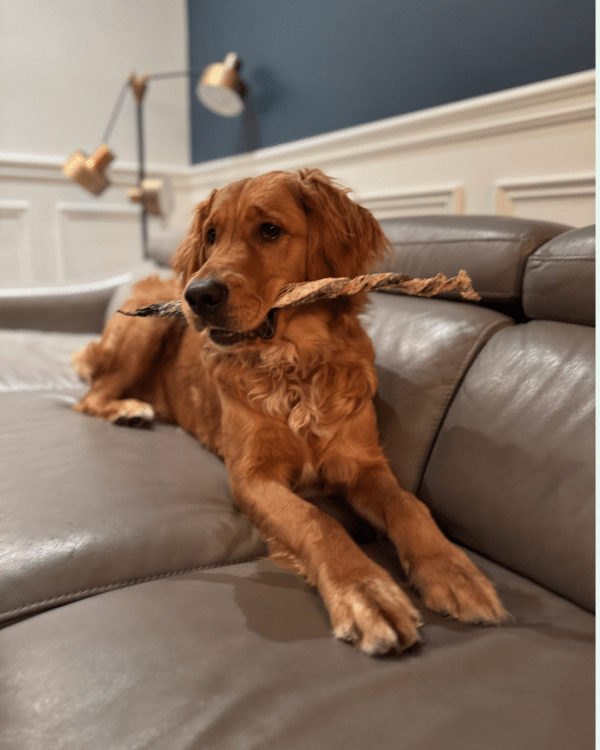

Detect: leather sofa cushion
[361,294,512,493]
[0,329,92,393]
[421,321,594,612]
[0,547,593,750]
[375,215,571,308]
[0,390,266,624]
[523,225,595,326]
[0,329,372,624]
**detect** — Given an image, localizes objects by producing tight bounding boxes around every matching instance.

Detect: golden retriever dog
[74,169,507,655]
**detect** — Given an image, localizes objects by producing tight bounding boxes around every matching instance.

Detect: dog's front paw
[321,568,423,655]
[409,546,508,624]
[110,399,155,428]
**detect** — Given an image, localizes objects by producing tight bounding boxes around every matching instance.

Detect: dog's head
[172,169,389,347]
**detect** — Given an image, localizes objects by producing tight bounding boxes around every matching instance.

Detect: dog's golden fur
[74,169,507,654]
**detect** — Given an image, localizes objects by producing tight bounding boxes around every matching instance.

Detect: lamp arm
[147,69,206,81]
[100,71,205,147]
[101,79,132,146]
[134,82,148,258]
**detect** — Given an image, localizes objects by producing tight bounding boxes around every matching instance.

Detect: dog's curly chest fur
[206,338,378,439]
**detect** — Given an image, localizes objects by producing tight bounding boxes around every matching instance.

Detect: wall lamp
[62,52,248,257]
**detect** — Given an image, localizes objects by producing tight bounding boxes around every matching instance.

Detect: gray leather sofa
[0,215,594,750]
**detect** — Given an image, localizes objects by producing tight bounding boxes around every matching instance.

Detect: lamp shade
[196,52,248,117]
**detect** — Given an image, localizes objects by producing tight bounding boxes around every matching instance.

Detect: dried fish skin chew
[119,300,185,319]
[118,270,480,320]
[273,270,480,308]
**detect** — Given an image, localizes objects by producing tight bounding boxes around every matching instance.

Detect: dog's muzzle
[184,277,279,346]
[207,308,278,346]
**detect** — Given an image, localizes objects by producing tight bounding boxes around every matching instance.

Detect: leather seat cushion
[0,544,593,750]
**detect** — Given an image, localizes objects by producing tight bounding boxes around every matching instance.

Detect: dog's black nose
[184,278,229,319]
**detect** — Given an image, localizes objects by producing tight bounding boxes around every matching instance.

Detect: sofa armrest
[0,274,133,334]
[523,225,595,325]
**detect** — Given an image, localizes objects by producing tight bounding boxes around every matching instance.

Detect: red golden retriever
[74,169,507,654]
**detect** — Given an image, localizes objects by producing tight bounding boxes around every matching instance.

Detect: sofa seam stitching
[527,256,595,264]
[1,554,265,620]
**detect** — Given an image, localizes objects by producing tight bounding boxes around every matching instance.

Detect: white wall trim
[187,70,595,189]
[0,153,190,185]
[495,172,596,223]
[356,184,465,219]
[0,199,31,212]
[496,172,596,205]
[54,202,142,284]
[56,202,141,217]
[0,199,34,284]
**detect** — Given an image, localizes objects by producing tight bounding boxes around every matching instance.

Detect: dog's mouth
[208,308,279,347]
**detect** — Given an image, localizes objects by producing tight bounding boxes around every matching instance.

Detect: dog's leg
[346,462,508,624]
[73,315,174,427]
[74,374,156,427]
[229,472,423,655]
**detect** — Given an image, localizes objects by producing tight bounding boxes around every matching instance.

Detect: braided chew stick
[274,269,480,307]
[119,270,480,320]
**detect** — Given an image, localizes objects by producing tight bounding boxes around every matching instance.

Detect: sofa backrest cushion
[523,225,595,326]
[420,320,595,612]
[375,216,572,313]
[361,294,513,494]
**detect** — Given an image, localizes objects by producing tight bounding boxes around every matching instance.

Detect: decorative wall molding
[56,201,141,218]
[55,202,142,284]
[0,199,33,212]
[0,157,191,287]
[495,172,595,227]
[357,185,464,219]
[0,199,33,285]
[0,153,189,186]
[496,173,595,210]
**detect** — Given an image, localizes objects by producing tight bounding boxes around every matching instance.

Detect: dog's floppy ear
[295,169,390,280]
[171,190,216,280]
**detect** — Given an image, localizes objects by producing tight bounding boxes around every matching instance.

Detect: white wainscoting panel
[0,200,33,286]
[56,203,142,284]
[357,185,465,219]
[495,173,596,227]
[0,157,188,287]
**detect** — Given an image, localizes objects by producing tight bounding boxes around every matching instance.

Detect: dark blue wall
[188,0,594,164]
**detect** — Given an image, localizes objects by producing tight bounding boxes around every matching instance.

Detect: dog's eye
[260,223,281,241]
[206,229,217,245]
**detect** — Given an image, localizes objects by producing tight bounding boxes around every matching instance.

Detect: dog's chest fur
[206,337,377,441]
